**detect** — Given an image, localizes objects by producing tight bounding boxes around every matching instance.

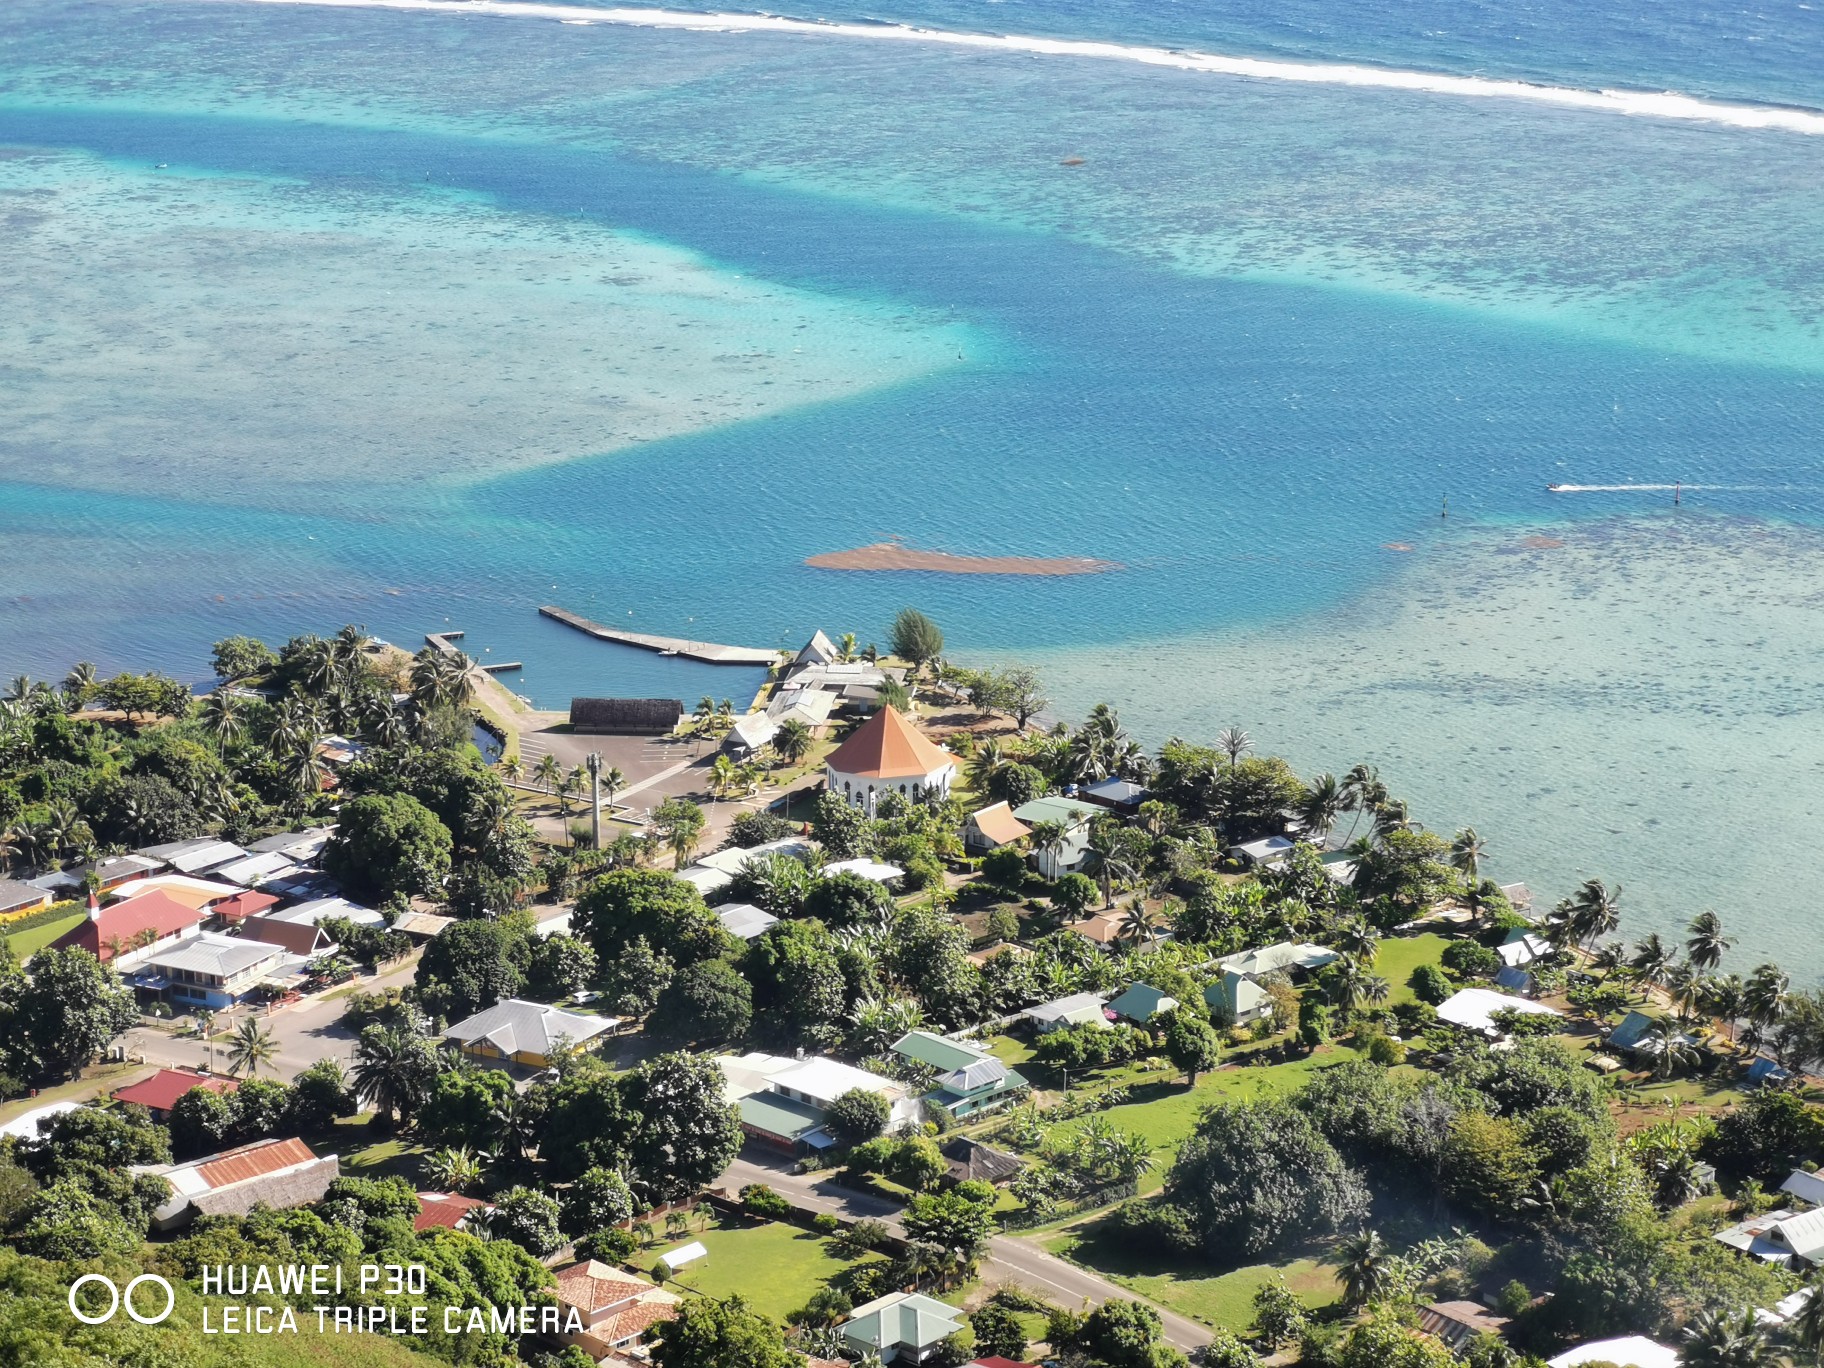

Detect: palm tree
[1116,904,1159,947]
[1218,726,1251,768]
[1784,1276,1824,1365]
[1560,878,1621,950]
[1339,764,1380,842]
[62,661,97,704]
[352,1027,431,1130]
[1631,932,1673,989]
[535,753,562,797]
[1299,773,1344,842]
[227,1017,279,1078]
[1682,1308,1778,1368]
[838,632,857,662]
[1337,1229,1392,1309]
[1449,827,1489,919]
[601,765,625,815]
[1589,941,1625,979]
[1745,964,1790,1040]
[1359,973,1392,1009]
[693,696,715,734]
[1688,910,1733,973]
[1644,1018,1701,1079]
[775,717,814,766]
[501,754,524,788]
[1708,973,1746,1044]
[1079,820,1136,908]
[709,754,738,800]
[200,689,245,747]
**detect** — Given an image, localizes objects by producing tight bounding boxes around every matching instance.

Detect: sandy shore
[806,542,1120,576]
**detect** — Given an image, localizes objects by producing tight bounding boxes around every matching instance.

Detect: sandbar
[806,542,1120,576]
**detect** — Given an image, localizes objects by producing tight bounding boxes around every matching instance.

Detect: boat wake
[1546,483,1765,493]
[221,0,1824,136]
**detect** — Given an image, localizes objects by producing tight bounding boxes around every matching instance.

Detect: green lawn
[1048,1222,1341,1332]
[1372,932,1451,1005]
[316,1115,428,1182]
[1049,1044,1363,1155]
[5,910,85,961]
[653,1217,868,1322]
[0,1063,136,1126]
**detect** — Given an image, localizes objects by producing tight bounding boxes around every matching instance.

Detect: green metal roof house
[1106,982,1179,1024]
[841,1291,964,1363]
[1205,969,1270,1026]
[891,1030,1027,1119]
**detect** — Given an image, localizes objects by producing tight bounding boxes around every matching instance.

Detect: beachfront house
[1436,987,1562,1039]
[840,1291,965,1364]
[824,705,956,811]
[891,1030,1027,1119]
[443,999,616,1069]
[1077,776,1150,815]
[1499,930,1553,969]
[1230,835,1296,868]
[962,801,1031,854]
[138,1136,339,1232]
[1011,795,1095,878]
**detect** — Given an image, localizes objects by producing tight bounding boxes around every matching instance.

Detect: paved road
[122,957,421,1081]
[720,1154,1212,1355]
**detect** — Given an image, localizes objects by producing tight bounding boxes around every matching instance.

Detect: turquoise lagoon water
[3,0,1824,967]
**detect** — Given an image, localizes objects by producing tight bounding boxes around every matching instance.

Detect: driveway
[122,956,422,1082]
[718,1151,1212,1354]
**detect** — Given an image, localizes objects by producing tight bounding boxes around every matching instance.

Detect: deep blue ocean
[3,0,1824,966]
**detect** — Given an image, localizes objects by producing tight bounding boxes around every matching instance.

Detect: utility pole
[585,751,602,851]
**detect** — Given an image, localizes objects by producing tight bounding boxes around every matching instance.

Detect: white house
[824,706,955,812]
[1435,987,1561,1038]
[1547,1338,1679,1368]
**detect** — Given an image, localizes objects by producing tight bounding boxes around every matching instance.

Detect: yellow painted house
[441,998,616,1069]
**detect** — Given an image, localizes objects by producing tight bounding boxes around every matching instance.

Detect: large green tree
[323,792,453,903]
[573,870,733,968]
[651,1295,797,1368]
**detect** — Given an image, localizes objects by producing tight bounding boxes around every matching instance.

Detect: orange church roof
[825,706,953,780]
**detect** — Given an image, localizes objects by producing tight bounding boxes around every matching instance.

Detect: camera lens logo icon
[69,1273,176,1326]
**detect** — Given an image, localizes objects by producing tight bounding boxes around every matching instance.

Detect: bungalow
[414,1192,490,1233]
[553,1259,680,1361]
[821,857,904,885]
[52,891,204,966]
[1498,931,1552,969]
[135,931,292,1010]
[1022,992,1110,1033]
[81,853,165,891]
[1715,1207,1824,1269]
[1206,969,1271,1026]
[110,874,243,916]
[112,1067,238,1121]
[1010,796,1094,878]
[1230,835,1295,868]
[891,1030,1027,1119]
[212,890,281,923]
[1436,987,1561,1039]
[717,1051,919,1152]
[939,1136,1023,1187]
[443,999,615,1069]
[1780,1170,1824,1207]
[841,1291,965,1364]
[1077,776,1150,815]
[246,828,334,863]
[0,878,51,918]
[963,801,1030,854]
[208,851,300,889]
[240,915,338,958]
[138,838,248,878]
[1107,982,1179,1025]
[1500,883,1534,914]
[1545,1339,1678,1368]
[723,711,780,760]
[1606,1010,1692,1057]
[717,903,780,941]
[390,910,456,940]
[1065,912,1126,948]
[1217,941,1339,979]
[138,1136,339,1231]
[1419,1301,1511,1351]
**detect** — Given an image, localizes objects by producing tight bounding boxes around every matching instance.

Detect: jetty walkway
[538,606,779,666]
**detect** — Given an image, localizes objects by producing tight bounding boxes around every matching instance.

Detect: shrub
[981,846,1028,890]
[812,1212,841,1236]
[1052,873,1097,919]
[579,1226,638,1263]
[1442,941,1501,977]
[1410,962,1454,1005]
[740,1183,793,1220]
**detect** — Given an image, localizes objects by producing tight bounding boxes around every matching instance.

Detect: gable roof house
[1216,941,1339,979]
[553,1259,681,1359]
[892,1031,1027,1118]
[717,1051,920,1153]
[1022,991,1110,1033]
[1206,969,1271,1026]
[442,999,615,1068]
[1716,1207,1824,1269]
[1782,1170,1824,1207]
[1419,1301,1512,1350]
[1011,795,1096,878]
[133,931,292,1010]
[793,630,840,668]
[824,706,956,812]
[414,1191,490,1233]
[112,1067,238,1121]
[962,801,1031,853]
[1077,776,1150,814]
[841,1291,966,1364]
[138,1137,339,1231]
[138,838,249,877]
[1107,982,1179,1024]
[939,1136,1024,1186]
[0,878,51,918]
[240,914,338,958]
[52,890,204,966]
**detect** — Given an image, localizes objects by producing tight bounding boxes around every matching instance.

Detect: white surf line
[1548,484,1765,492]
[221,0,1824,136]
